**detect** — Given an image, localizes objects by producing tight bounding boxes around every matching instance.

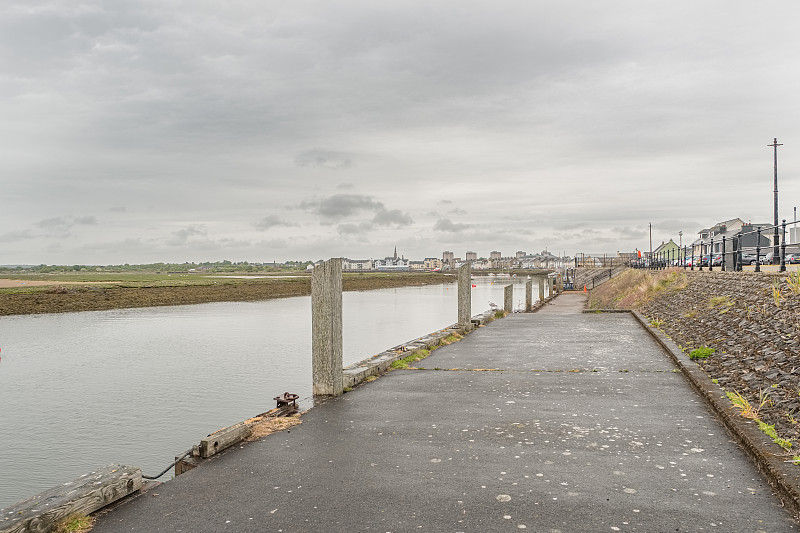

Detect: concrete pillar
[311,258,343,397]
[504,284,513,313]
[525,280,533,312]
[548,276,554,299]
[458,263,472,330]
[538,275,546,303]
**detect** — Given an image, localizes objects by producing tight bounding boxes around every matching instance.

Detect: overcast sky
[2,1,800,265]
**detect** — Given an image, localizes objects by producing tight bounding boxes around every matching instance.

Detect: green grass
[390,349,431,369]
[389,332,466,371]
[55,514,95,533]
[689,346,715,360]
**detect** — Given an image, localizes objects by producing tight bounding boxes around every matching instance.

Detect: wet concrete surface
[92,293,797,532]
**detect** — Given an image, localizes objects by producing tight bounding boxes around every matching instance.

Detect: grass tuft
[689,346,715,360]
[55,514,95,533]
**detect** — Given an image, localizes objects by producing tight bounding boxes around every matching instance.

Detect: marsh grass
[588,268,688,310]
[787,271,800,295]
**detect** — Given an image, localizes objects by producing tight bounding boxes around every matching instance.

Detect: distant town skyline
[2,1,799,265]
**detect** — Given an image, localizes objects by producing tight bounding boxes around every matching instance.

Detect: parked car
[711,254,723,266]
[786,253,800,264]
[759,252,775,265]
[740,252,758,265]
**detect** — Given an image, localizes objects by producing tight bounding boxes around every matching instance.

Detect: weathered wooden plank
[199,423,253,458]
[0,464,142,533]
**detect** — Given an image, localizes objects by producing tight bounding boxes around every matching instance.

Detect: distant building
[342,258,374,271]
[424,257,443,270]
[489,251,502,261]
[374,247,410,271]
[515,251,526,259]
[442,251,454,264]
[465,251,477,261]
[691,218,745,257]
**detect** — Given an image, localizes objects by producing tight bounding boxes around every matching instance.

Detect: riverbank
[588,268,800,458]
[0,272,453,316]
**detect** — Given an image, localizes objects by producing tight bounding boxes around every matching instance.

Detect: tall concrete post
[458,263,472,330]
[504,284,513,313]
[311,258,343,397]
[548,276,554,299]
[538,275,546,303]
[525,280,533,312]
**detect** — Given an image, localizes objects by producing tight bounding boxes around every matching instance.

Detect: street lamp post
[769,138,783,264]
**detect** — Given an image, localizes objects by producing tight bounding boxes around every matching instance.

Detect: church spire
[394,246,397,260]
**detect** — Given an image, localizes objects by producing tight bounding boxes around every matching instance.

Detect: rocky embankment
[633,270,800,447]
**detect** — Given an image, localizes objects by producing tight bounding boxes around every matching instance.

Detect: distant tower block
[443,251,454,264]
[490,251,502,261]
[465,251,477,262]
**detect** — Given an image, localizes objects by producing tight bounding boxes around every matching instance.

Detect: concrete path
[93,293,797,532]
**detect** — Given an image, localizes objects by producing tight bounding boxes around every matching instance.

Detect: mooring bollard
[525,280,533,312]
[458,263,472,330]
[311,258,343,397]
[504,284,513,313]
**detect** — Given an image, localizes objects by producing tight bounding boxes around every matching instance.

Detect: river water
[0,276,544,508]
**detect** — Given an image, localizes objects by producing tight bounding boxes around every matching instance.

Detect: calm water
[0,276,543,508]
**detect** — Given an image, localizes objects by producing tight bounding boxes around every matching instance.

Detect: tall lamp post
[768,138,783,264]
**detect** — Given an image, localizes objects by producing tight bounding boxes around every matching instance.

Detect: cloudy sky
[2,1,800,265]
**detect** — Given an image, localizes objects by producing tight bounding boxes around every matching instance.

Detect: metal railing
[629,219,800,272]
[573,254,624,268]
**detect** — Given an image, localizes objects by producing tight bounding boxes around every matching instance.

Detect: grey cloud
[448,208,467,216]
[0,229,33,243]
[434,219,472,233]
[337,223,369,236]
[301,194,385,219]
[372,209,413,227]
[36,215,97,228]
[166,225,207,246]
[336,182,355,190]
[255,215,294,230]
[655,219,701,233]
[613,226,648,239]
[36,217,69,229]
[255,238,289,249]
[295,150,353,169]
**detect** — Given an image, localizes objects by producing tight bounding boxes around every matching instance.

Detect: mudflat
[0,272,453,316]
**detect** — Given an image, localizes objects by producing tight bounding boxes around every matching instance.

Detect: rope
[142,450,192,480]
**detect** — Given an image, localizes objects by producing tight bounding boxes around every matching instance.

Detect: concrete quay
[91,293,797,532]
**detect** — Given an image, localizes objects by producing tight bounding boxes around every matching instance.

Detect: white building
[374,247,410,271]
[342,258,374,271]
